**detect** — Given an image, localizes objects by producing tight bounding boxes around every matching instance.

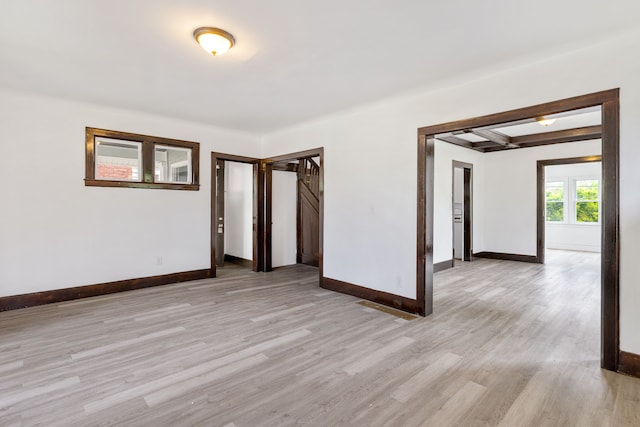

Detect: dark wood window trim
[417,89,620,372]
[85,127,200,190]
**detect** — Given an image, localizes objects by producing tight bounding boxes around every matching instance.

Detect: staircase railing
[300,158,320,199]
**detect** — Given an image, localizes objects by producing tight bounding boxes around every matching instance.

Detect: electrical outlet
[157,256,163,266]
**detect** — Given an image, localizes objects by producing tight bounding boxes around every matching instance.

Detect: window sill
[546,221,600,227]
[84,179,199,191]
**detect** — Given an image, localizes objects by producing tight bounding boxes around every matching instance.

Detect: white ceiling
[495,108,601,137]
[1,1,638,134]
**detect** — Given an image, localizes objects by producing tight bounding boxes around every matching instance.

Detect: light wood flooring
[1,251,639,426]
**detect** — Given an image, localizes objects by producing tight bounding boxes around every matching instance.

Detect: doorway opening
[264,148,324,281]
[417,89,619,372]
[210,153,263,276]
[452,161,473,265]
[538,156,602,262]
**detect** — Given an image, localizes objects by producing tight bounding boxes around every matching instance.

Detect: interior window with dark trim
[85,127,200,190]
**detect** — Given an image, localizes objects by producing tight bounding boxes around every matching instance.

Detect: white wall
[271,170,297,267]
[480,141,601,255]
[0,89,261,297]
[545,162,602,252]
[224,162,254,260]
[263,29,640,354]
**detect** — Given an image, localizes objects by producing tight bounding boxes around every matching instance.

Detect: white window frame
[154,145,193,184]
[94,137,142,182]
[545,179,568,223]
[573,177,601,225]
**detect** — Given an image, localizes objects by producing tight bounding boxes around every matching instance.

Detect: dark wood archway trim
[210,152,263,276]
[417,88,620,372]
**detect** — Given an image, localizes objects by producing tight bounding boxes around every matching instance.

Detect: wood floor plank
[343,336,415,376]
[424,380,487,427]
[70,326,186,360]
[143,353,269,407]
[391,352,463,403]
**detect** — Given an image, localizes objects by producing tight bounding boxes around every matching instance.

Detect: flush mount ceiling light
[536,116,556,126]
[193,27,235,56]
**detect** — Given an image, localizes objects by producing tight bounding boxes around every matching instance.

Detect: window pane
[545,181,564,222]
[575,179,599,223]
[577,201,599,223]
[95,138,141,181]
[154,145,192,184]
[546,202,564,221]
[576,179,599,201]
[545,181,564,201]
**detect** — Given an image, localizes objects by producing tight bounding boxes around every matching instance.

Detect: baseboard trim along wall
[473,251,540,264]
[224,254,253,268]
[0,269,214,312]
[322,276,418,314]
[434,259,454,273]
[619,351,640,379]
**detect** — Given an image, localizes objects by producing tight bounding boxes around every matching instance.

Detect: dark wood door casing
[463,167,472,262]
[215,159,225,268]
[210,153,263,275]
[536,155,602,265]
[452,161,473,264]
[264,148,324,279]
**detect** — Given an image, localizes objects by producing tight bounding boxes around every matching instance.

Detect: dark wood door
[299,183,319,266]
[215,159,225,268]
[463,167,472,261]
[297,159,320,267]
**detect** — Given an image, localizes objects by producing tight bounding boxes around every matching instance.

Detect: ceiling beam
[440,125,602,153]
[512,125,601,147]
[471,141,503,149]
[437,136,485,152]
[465,129,519,148]
[483,125,602,152]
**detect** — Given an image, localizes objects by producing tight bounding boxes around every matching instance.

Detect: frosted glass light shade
[193,27,235,56]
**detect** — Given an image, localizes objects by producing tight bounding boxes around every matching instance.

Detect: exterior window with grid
[575,179,599,223]
[545,180,566,222]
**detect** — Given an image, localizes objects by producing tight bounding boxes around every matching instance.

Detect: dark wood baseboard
[224,254,253,268]
[434,259,454,273]
[321,276,419,315]
[618,351,640,378]
[0,269,214,312]
[473,251,540,264]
